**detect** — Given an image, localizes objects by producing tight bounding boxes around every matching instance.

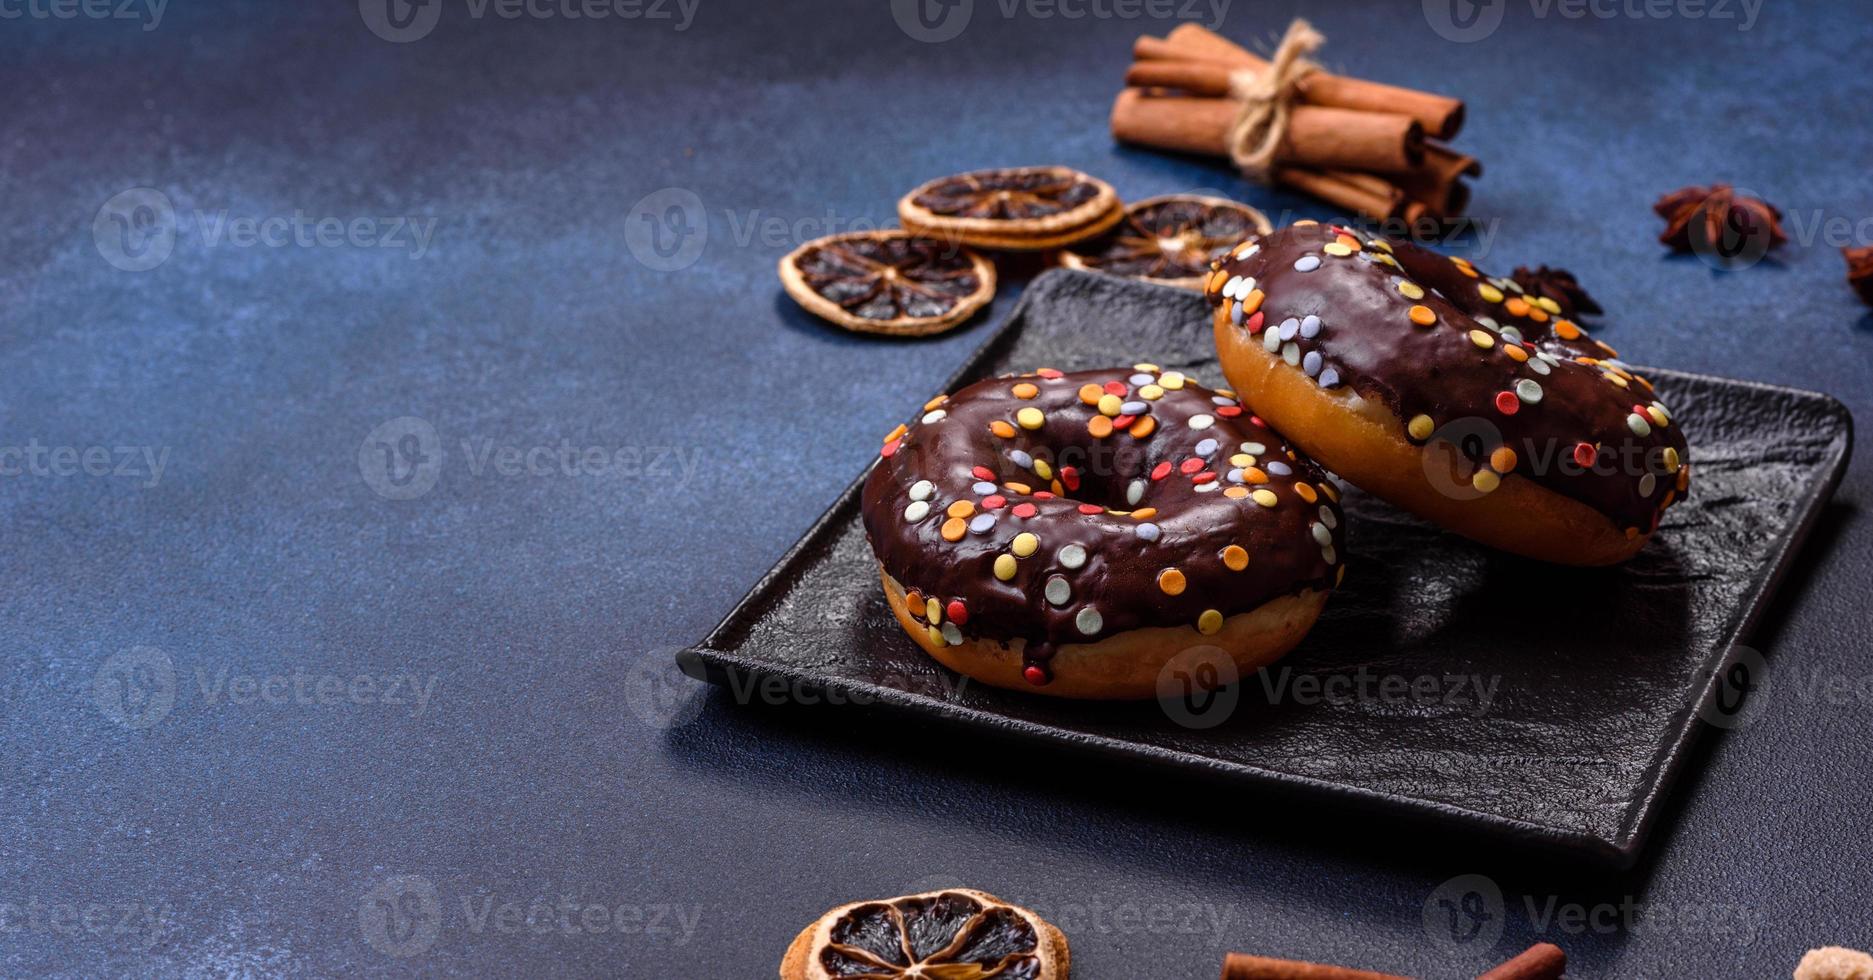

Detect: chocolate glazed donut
[861,366,1345,700]
[1206,222,1691,566]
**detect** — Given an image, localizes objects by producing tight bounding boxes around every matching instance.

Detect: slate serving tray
[681,269,1852,866]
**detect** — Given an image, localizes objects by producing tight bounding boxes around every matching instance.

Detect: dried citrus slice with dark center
[780,231,996,337]
[899,167,1122,251]
[1059,195,1271,289]
[781,888,1070,980]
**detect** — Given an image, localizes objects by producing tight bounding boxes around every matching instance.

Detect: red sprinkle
[1215,405,1243,417]
[1033,491,1055,500]
[1112,414,1136,429]
[1036,368,1063,379]
[1250,415,1267,428]
[945,600,968,625]
[1022,665,1048,685]
[972,465,995,481]
[1077,503,1104,515]
[1060,466,1080,491]
[1573,442,1597,467]
[1495,391,1520,415]
[1192,471,1216,484]
[1245,310,1265,334]
[1151,461,1173,481]
[1103,381,1127,396]
[1179,457,1205,475]
[981,495,1006,510]
[1012,503,1038,518]
[881,439,901,457]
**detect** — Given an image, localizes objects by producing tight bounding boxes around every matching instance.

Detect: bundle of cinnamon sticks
[1112,23,1480,225]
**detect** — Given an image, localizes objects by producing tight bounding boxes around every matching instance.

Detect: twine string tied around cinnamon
[1224,18,1325,181]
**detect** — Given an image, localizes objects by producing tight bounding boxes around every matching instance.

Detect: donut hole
[996,435,1156,513]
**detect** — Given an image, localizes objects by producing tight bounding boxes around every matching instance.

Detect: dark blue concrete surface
[2,0,1869,976]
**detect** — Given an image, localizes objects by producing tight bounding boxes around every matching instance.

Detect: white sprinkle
[972,480,997,495]
[1500,326,1522,343]
[969,513,996,533]
[1120,400,1148,415]
[1135,522,1161,542]
[1075,607,1104,635]
[1312,523,1332,546]
[1528,357,1552,376]
[1230,303,1246,326]
[1475,315,1499,331]
[1319,505,1337,529]
[1263,328,1281,352]
[1266,461,1292,476]
[1129,372,1155,386]
[1195,438,1219,457]
[1241,442,1266,455]
[1045,576,1072,606]
[1010,450,1033,468]
[940,623,962,645]
[1189,414,1215,430]
[1279,318,1301,341]
[1300,315,1322,338]
[1194,481,1219,493]
[1303,350,1323,377]
[1319,367,1341,388]
[1639,473,1657,497]
[1628,413,1652,437]
[1059,544,1087,569]
[904,501,930,521]
[1538,351,1561,364]
[1226,468,1245,483]
[1126,479,1146,506]
[909,480,934,501]
[1321,545,1337,565]
[1223,275,1245,298]
[1282,342,1301,366]
[922,409,946,424]
[1211,395,1237,406]
[1294,255,1321,272]
[1516,379,1544,404]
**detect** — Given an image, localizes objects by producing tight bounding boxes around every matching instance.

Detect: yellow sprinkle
[1647,405,1670,427]
[1323,242,1353,257]
[1012,382,1038,399]
[1469,329,1496,349]
[926,598,942,623]
[1478,283,1504,304]
[1251,489,1278,507]
[927,624,944,646]
[1398,281,1425,300]
[1157,568,1187,595]
[1664,447,1681,470]
[990,420,1016,439]
[1229,453,1254,467]
[1409,305,1436,327]
[1197,609,1224,635]
[1016,407,1044,430]
[1535,296,1562,315]
[1370,240,1394,253]
[1011,532,1038,557]
[1159,372,1186,390]
[1321,483,1339,502]
[993,554,1018,581]
[1408,415,1434,440]
[1133,362,1160,372]
[1097,393,1123,417]
[1222,545,1249,570]
[1032,459,1053,480]
[1140,384,1164,400]
[1471,470,1501,493]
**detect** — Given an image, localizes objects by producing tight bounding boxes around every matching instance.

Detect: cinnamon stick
[1477,942,1566,980]
[1110,89,1423,174]
[1146,24,1466,140]
[1272,166,1407,222]
[1396,142,1481,219]
[1219,952,1411,980]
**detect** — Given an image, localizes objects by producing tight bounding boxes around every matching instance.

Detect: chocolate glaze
[1208,223,1691,533]
[861,366,1344,685]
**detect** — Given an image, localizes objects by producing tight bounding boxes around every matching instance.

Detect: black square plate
[680,269,1851,866]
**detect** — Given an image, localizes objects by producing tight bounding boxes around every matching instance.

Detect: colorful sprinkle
[1197,609,1224,635]
[1478,283,1504,303]
[1189,414,1215,430]
[941,517,967,541]
[1135,522,1162,542]
[1574,442,1597,468]
[1299,314,1322,338]
[1490,446,1518,473]
[1011,532,1039,557]
[1044,576,1072,606]
[1251,488,1279,507]
[1012,382,1038,399]
[968,513,995,533]
[990,420,1016,438]
[1294,255,1321,272]
[909,479,934,501]
[1408,415,1434,440]
[1627,413,1652,437]
[1470,329,1496,349]
[947,500,974,518]
[1515,378,1544,404]
[1017,407,1044,430]
[1398,281,1425,300]
[1157,568,1187,595]
[1059,544,1087,569]
[1472,470,1501,493]
[1323,242,1353,257]
[1409,305,1437,327]
[946,599,967,625]
[993,554,1017,580]
[1022,665,1047,685]
[1222,545,1249,570]
[1075,607,1103,635]
[1495,391,1520,415]
[904,501,930,521]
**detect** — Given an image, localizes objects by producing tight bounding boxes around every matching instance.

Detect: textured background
[1,0,1867,977]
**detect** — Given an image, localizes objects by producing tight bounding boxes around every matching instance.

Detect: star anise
[1654,184,1787,260]
[1845,246,1873,306]
[1511,265,1602,319]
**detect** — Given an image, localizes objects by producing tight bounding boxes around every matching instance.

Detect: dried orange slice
[780,230,996,336]
[1059,195,1272,289]
[780,888,1069,980]
[899,167,1123,251]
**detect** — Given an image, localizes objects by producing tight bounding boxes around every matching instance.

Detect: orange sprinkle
[1321,483,1339,502]
[1003,481,1031,494]
[1078,383,1104,405]
[1408,305,1436,326]
[1596,340,1620,357]
[946,500,975,518]
[1554,319,1582,340]
[1205,268,1228,295]
[990,420,1016,438]
[1012,382,1039,399]
[1244,467,1269,484]
[923,395,947,411]
[1527,307,1550,323]
[883,424,907,443]
[1294,483,1318,503]
[1504,297,1531,317]
[1223,486,1249,499]
[1221,545,1249,571]
[1240,289,1265,316]
[1504,344,1529,362]
[941,517,967,541]
[1087,416,1114,438]
[1335,235,1362,251]
[1131,508,1158,520]
[1490,446,1518,473]
[1157,568,1187,595]
[1130,416,1158,438]
[1050,479,1064,496]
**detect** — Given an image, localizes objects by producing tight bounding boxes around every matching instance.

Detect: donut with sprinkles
[861,365,1345,699]
[1206,222,1691,566]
